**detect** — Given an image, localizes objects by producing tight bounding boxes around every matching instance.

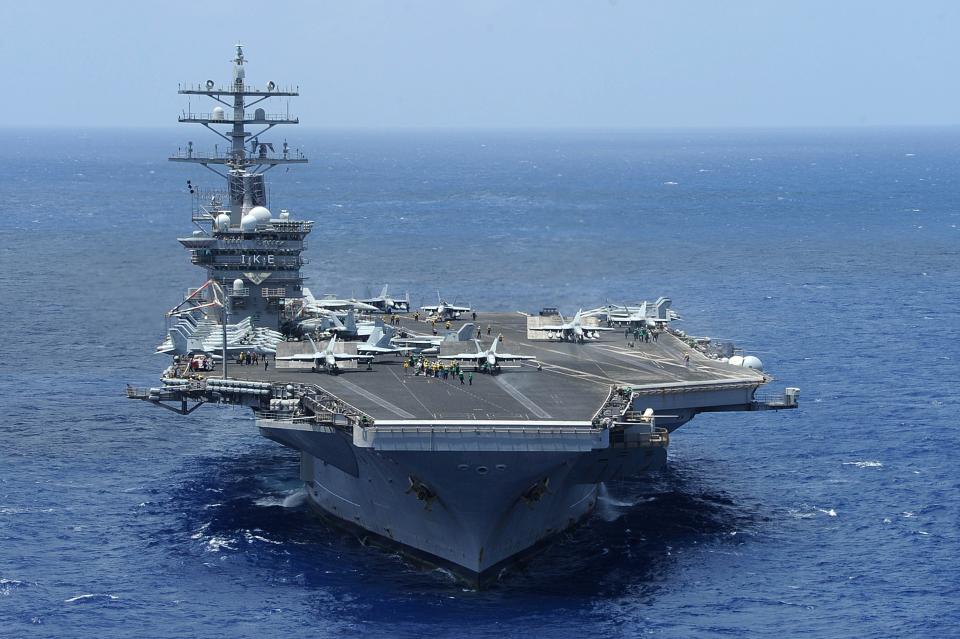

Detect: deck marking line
[333,377,416,419]
[493,376,553,418]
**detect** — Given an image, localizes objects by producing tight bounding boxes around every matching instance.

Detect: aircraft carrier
[127,46,799,586]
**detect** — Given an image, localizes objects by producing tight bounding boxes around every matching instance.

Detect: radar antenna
[171,44,307,226]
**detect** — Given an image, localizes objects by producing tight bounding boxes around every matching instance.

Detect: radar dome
[212,106,225,120]
[728,355,744,367]
[249,205,271,223]
[741,355,764,370]
[279,209,290,219]
[240,213,258,231]
[215,213,230,232]
[233,278,244,291]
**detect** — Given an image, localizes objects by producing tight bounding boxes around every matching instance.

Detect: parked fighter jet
[529,309,615,342]
[276,335,374,373]
[584,302,651,326]
[584,298,679,325]
[420,291,471,320]
[391,323,477,355]
[439,334,536,371]
[360,285,410,313]
[302,288,379,313]
[356,325,413,356]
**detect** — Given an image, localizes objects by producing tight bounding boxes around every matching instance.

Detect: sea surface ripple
[1,128,958,638]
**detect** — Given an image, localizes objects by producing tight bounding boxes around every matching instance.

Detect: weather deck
[218,312,765,422]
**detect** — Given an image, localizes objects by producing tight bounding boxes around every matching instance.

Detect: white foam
[817,508,837,517]
[64,593,119,604]
[843,461,883,469]
[253,496,285,507]
[282,489,308,508]
[205,536,236,552]
[244,531,282,545]
[189,522,210,540]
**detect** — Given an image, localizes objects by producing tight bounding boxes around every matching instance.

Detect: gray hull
[293,436,666,582]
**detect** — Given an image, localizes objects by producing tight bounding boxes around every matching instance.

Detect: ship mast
[171,44,307,226]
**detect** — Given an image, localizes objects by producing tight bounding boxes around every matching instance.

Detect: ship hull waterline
[288,440,667,586]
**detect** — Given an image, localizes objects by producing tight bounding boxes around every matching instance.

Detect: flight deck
[213,312,766,423]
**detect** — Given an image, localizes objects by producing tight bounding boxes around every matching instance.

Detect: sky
[4,0,959,129]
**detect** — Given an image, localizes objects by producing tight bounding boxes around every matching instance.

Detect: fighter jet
[360,285,410,313]
[420,291,471,321]
[439,334,536,371]
[302,288,379,313]
[584,302,650,326]
[391,323,477,355]
[357,325,414,356]
[529,309,615,342]
[276,334,374,373]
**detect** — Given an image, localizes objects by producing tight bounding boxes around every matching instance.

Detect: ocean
[1,128,958,638]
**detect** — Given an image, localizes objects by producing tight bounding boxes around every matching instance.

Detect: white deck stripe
[493,376,553,419]
[332,377,417,419]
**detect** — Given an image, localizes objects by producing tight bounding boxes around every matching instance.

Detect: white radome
[215,213,230,231]
[249,205,271,223]
[728,355,744,367]
[212,106,225,120]
[233,279,244,291]
[741,355,764,370]
[240,213,258,231]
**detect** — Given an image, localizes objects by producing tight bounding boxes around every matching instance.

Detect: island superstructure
[128,47,799,586]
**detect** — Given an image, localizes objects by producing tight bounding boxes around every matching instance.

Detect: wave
[64,593,119,604]
[843,460,883,468]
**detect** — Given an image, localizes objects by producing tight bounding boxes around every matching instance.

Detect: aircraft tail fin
[378,327,396,347]
[456,323,476,341]
[365,326,383,345]
[169,326,190,355]
[379,284,389,298]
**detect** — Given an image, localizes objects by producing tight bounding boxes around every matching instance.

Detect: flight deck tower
[170,45,312,329]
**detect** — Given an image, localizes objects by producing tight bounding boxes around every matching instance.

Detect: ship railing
[751,388,800,409]
[253,411,315,424]
[169,149,308,162]
[591,385,619,424]
[179,82,299,94]
[271,220,314,232]
[360,425,603,436]
[299,385,373,427]
[179,112,299,123]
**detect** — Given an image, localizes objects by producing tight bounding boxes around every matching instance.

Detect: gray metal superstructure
[128,48,799,586]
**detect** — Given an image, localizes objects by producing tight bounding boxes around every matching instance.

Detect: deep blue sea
[1,128,958,638]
